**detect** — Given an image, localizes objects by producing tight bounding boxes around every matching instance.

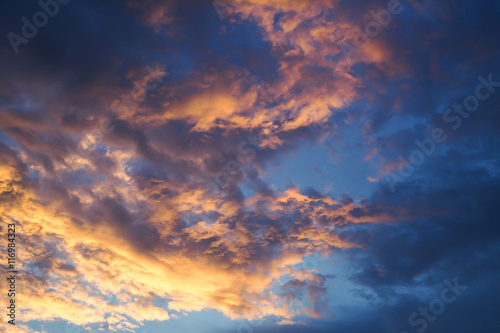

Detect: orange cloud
[0,140,392,329]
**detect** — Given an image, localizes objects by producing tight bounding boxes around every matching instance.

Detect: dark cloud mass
[0,0,499,332]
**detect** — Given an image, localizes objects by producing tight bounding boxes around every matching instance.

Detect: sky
[1,0,500,332]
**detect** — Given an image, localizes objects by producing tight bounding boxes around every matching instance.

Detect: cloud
[2,0,500,332]
[0,134,387,329]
